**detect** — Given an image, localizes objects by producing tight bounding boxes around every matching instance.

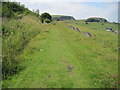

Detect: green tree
[40,12,52,23]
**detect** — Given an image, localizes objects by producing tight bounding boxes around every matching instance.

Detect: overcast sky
[11,0,119,22]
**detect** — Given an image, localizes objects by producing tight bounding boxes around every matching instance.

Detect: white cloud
[30,2,118,22]
[10,0,118,22]
[12,0,119,2]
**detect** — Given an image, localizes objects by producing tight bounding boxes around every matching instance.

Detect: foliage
[44,18,51,23]
[2,2,33,18]
[85,21,88,24]
[40,12,52,23]
[56,19,59,21]
[2,2,14,18]
[2,16,42,79]
[40,16,44,23]
[1,3,42,79]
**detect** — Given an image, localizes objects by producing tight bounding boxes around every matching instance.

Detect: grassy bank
[2,1,118,88]
[2,15,44,79]
[3,21,118,88]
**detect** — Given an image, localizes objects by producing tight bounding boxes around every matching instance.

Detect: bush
[56,19,59,21]
[85,21,88,24]
[44,19,51,23]
[41,12,52,20]
[2,2,32,18]
[2,2,14,18]
[40,12,52,23]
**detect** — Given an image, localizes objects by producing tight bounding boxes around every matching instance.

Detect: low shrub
[44,19,51,23]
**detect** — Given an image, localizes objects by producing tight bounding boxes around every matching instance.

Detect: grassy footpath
[3,22,118,88]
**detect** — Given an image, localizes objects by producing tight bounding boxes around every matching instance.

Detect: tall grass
[2,15,42,79]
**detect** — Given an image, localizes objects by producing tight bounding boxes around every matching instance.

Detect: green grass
[66,20,118,31]
[2,15,46,78]
[3,21,118,88]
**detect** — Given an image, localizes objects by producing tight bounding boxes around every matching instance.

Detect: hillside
[2,1,43,79]
[2,1,119,88]
[2,2,34,18]
[3,20,118,88]
[52,15,75,21]
[86,17,108,22]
